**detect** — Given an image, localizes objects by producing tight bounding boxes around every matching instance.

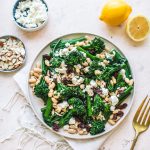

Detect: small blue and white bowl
[13,0,49,32]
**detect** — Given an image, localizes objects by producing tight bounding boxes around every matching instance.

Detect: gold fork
[131,95,150,150]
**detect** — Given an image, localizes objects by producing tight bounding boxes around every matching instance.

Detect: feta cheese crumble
[110,95,119,106]
[72,76,84,85]
[14,0,48,28]
[101,88,109,96]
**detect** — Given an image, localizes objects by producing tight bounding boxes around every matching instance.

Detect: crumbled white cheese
[72,76,84,85]
[81,52,86,57]
[90,80,97,87]
[58,101,69,109]
[69,118,76,125]
[55,67,67,74]
[83,85,94,96]
[110,95,119,106]
[14,0,48,28]
[101,88,108,96]
[84,66,89,73]
[59,48,69,57]
[120,69,126,79]
[65,42,70,47]
[99,62,106,68]
[70,47,77,52]
[110,106,115,111]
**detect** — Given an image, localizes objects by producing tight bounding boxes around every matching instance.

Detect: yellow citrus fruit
[99,0,132,26]
[126,15,150,42]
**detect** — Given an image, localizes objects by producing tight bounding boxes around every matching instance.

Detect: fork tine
[133,95,148,122]
[144,106,150,126]
[138,98,150,123]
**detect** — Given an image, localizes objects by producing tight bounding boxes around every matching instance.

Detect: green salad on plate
[29,35,134,135]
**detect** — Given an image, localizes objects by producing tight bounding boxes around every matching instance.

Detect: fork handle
[130,132,140,150]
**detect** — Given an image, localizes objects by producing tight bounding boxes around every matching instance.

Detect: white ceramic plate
[27,33,135,139]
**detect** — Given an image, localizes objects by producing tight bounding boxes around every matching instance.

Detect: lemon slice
[126,15,150,42]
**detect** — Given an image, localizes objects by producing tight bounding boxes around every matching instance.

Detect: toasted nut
[83,131,88,135]
[30,83,35,87]
[96,80,101,86]
[12,58,17,64]
[48,92,53,97]
[45,60,50,66]
[33,68,42,73]
[55,106,62,113]
[78,130,84,135]
[30,70,34,76]
[18,57,24,62]
[110,80,114,86]
[86,58,91,64]
[49,89,54,93]
[45,76,51,84]
[51,97,58,103]
[82,61,88,67]
[69,125,76,129]
[49,82,56,89]
[76,68,80,73]
[94,70,101,75]
[68,129,76,134]
[113,109,120,114]
[80,84,85,89]
[33,72,40,78]
[29,77,36,83]
[105,97,110,102]
[112,76,116,84]
[110,114,114,119]
[108,119,116,125]
[99,54,105,59]
[125,78,130,84]
[53,95,60,99]
[129,79,134,86]
[6,52,13,57]
[103,60,109,65]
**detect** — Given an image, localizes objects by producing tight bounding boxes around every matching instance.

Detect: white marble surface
[0,0,150,150]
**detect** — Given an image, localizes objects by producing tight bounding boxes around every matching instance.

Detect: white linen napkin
[13,64,113,150]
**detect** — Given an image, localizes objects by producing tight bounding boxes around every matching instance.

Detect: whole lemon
[100,0,132,26]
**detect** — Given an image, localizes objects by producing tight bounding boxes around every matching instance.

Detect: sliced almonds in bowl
[126,15,150,42]
[0,35,26,72]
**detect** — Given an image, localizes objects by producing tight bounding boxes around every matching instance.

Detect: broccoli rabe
[56,83,86,100]
[43,97,53,120]
[50,57,62,68]
[58,109,74,127]
[82,37,105,55]
[90,120,105,135]
[34,77,49,103]
[92,94,104,116]
[58,97,86,127]
[77,46,102,61]
[64,51,86,66]
[85,60,103,78]
[87,96,92,117]
[118,86,133,105]
[100,63,125,81]
[92,94,111,120]
[68,97,86,116]
[50,37,87,49]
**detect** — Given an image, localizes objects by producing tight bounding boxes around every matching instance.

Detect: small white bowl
[12,0,48,32]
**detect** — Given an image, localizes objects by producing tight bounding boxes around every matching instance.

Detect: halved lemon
[126,15,150,42]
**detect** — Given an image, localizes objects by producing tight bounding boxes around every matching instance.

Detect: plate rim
[27,32,135,139]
